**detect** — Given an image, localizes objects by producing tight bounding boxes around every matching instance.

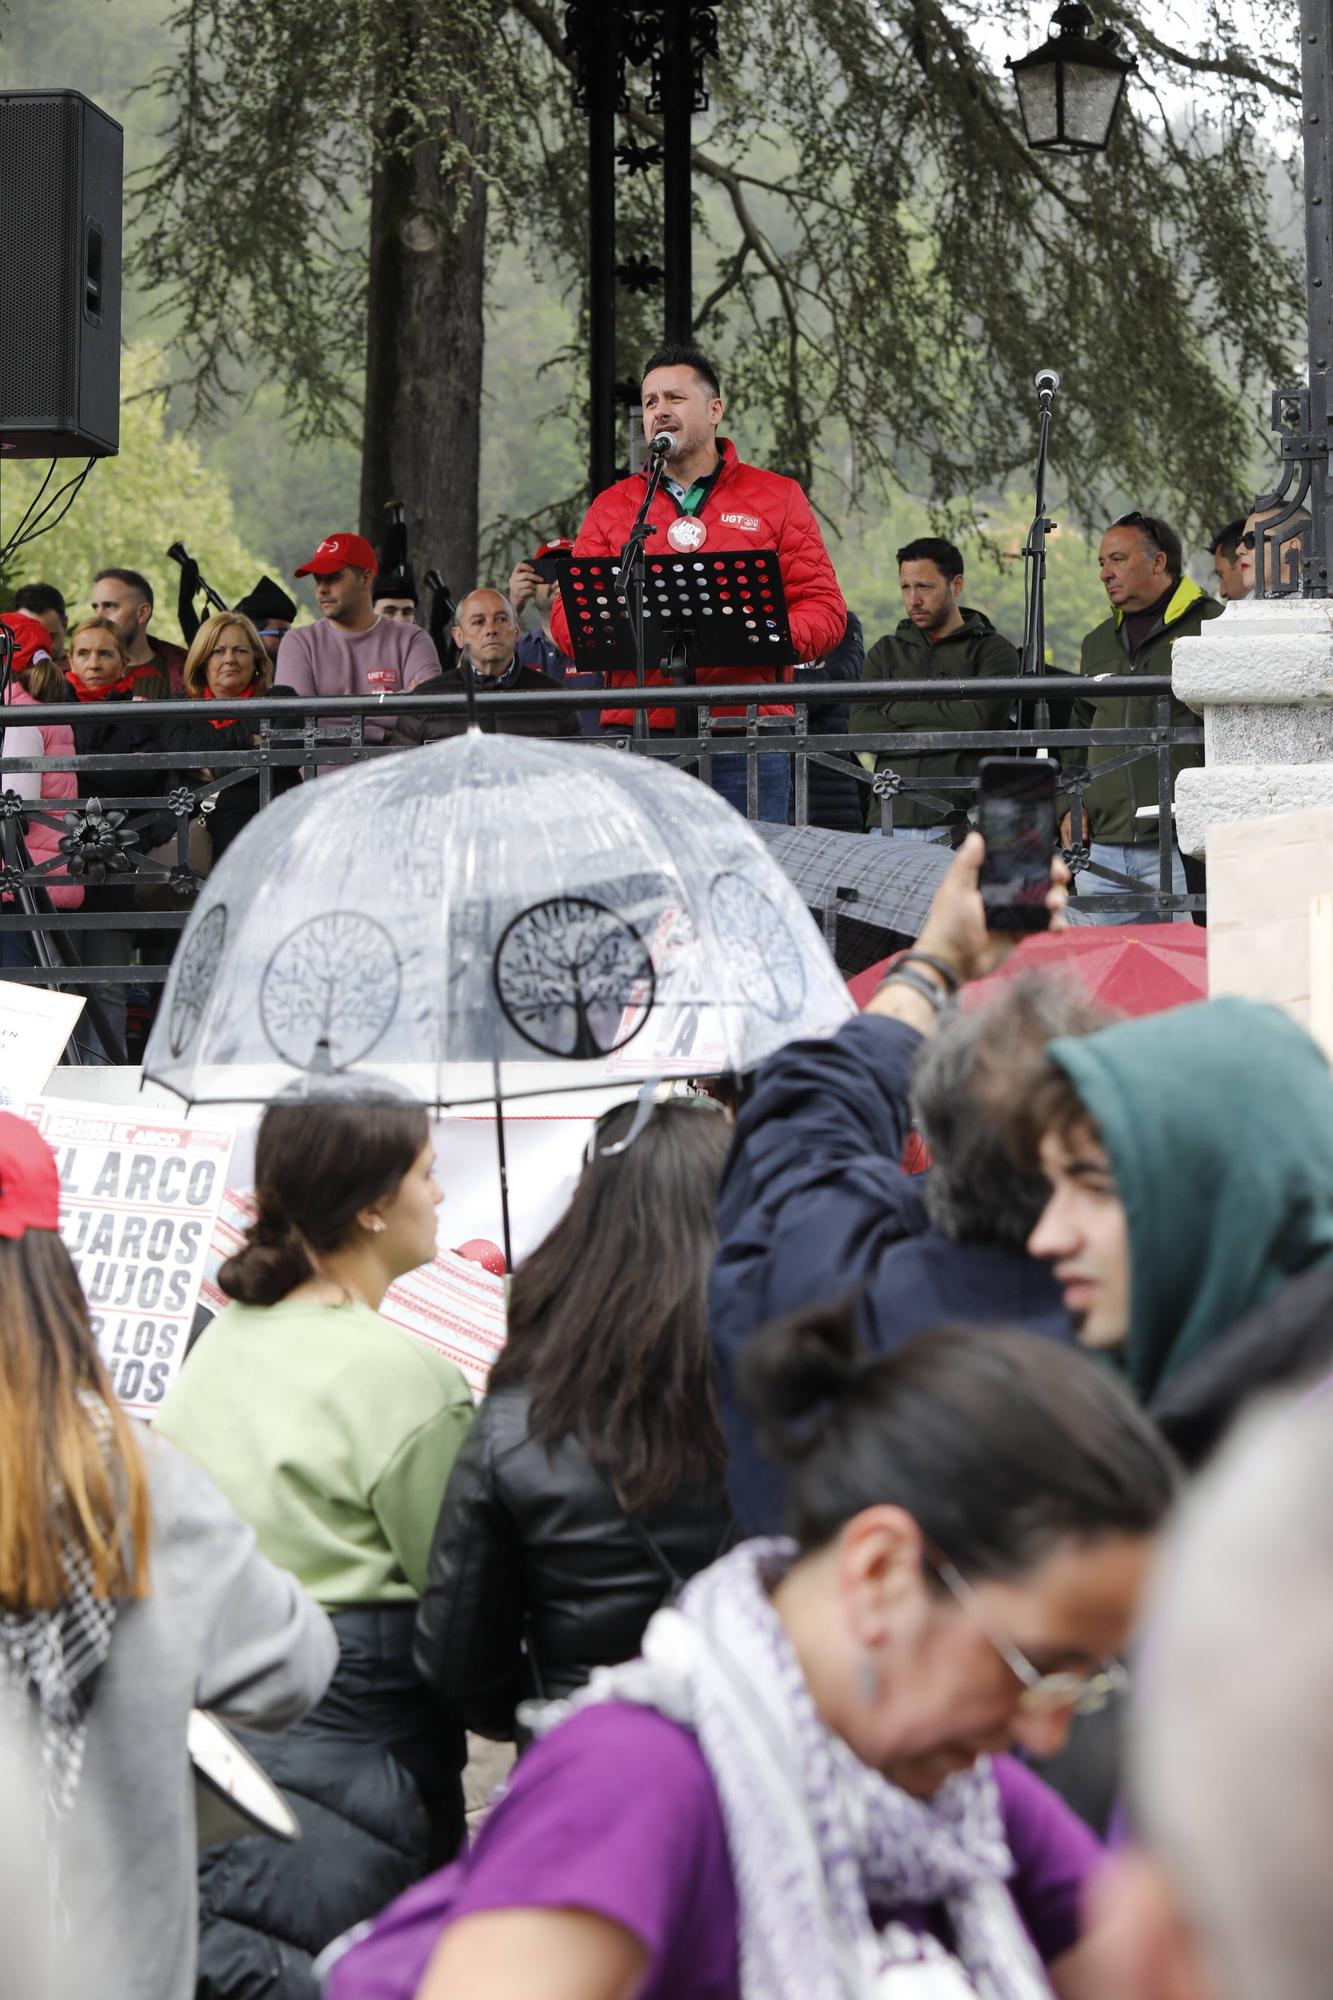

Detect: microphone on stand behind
[1034,368,1060,410]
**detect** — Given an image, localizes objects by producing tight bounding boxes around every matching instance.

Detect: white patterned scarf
[526,1538,1053,2000]
[0,1401,120,1843]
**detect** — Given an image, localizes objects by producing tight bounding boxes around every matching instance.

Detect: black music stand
[558,548,797,741]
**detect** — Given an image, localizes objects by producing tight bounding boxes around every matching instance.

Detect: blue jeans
[1067,840,1189,926]
[703,728,792,825]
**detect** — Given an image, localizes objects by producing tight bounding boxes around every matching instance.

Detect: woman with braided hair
[0,1111,334,2000]
[156,1093,474,1998]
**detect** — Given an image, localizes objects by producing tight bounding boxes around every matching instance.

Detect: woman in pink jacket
[0,609,82,970]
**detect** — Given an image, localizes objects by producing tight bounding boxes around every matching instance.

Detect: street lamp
[1007,1,1136,155]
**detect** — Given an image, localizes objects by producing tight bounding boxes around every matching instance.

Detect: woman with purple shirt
[325,1312,1175,2000]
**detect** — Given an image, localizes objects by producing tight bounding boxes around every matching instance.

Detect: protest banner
[199,1186,507,1398]
[0,981,84,1103]
[25,1099,234,1417]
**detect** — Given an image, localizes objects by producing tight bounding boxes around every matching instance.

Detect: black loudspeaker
[0,90,122,459]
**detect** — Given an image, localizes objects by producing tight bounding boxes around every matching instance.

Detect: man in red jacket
[552,344,847,822]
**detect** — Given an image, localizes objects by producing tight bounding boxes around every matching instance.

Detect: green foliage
[2,0,1308,580]
[129,0,514,438]
[0,347,276,645]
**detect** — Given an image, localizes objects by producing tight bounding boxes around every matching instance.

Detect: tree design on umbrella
[709,872,808,1023]
[493,896,654,1059]
[168,904,228,1058]
[260,913,402,1070]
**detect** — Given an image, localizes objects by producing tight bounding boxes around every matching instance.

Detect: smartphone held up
[977,757,1058,934]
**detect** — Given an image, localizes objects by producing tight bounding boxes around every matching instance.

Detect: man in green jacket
[1064,511,1221,923]
[851,537,1019,838]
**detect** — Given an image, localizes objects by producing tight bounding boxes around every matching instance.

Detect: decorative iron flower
[616,254,663,295]
[166,786,197,816]
[58,804,139,885]
[0,789,27,822]
[872,770,904,797]
[615,138,663,176]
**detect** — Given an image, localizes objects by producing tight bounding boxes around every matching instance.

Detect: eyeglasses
[929,1551,1129,1718]
[1237,531,1257,552]
[585,1084,731,1164]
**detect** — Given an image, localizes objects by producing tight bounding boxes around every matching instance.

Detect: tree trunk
[360,20,488,602]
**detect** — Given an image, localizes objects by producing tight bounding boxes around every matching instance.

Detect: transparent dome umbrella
[143,732,853,1260]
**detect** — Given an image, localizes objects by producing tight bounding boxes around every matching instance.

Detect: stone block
[1205,702,1333,767]
[1173,597,1333,709]
[1206,807,1333,1028]
[1175,765,1333,857]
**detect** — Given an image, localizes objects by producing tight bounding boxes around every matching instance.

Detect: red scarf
[65,663,153,703]
[203,682,258,729]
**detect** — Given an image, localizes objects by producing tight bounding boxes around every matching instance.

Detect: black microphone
[1034,368,1060,408]
[648,430,674,459]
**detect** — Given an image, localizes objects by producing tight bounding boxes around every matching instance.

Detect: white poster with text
[25,1099,234,1417]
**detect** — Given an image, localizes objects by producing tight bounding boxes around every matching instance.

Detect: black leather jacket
[413,1384,734,1738]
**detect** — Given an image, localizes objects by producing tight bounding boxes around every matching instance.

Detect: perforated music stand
[558,549,797,735]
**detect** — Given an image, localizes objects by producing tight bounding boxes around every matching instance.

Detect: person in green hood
[851,538,1019,839]
[1010,997,1333,1412]
[1063,512,1222,927]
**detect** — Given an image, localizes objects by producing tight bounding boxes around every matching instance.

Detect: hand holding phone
[977,757,1058,935]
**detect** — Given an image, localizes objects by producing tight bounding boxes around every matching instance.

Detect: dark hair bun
[218,1206,310,1307]
[737,1297,865,1465]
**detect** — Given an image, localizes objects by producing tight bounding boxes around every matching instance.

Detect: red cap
[533,538,574,562]
[0,610,54,677]
[0,1113,61,1239]
[294,533,379,579]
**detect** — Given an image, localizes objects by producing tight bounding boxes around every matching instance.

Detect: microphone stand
[166,542,230,616]
[617,440,670,743]
[1019,372,1058,742]
[424,569,459,671]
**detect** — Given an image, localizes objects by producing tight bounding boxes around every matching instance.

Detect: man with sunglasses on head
[1061,512,1222,925]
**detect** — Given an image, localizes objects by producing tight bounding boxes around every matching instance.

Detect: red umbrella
[848,925,1208,1019]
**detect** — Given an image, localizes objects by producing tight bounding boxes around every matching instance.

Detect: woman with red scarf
[65,616,165,703]
[168,612,295,858]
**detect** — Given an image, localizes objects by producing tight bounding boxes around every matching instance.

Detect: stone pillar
[1173,596,1333,857]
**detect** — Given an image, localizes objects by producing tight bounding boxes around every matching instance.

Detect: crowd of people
[0,342,1281,1040]
[1,824,1331,2000]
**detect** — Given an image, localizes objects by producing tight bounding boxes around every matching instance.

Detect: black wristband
[878,966,948,1014]
[895,950,962,995]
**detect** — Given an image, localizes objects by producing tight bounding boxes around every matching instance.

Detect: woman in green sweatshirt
[157,1091,475,1998]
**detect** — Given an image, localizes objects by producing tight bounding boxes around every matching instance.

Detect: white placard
[24,1099,234,1418]
[0,981,84,1103]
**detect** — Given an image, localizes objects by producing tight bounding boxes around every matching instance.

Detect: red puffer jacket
[551,440,847,731]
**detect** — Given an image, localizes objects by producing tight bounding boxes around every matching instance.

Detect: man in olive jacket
[1064,512,1221,924]
[851,537,1019,837]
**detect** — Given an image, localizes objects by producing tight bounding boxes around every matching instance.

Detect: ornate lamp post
[1006,0,1136,155]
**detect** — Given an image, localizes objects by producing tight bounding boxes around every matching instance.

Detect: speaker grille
[0,91,121,455]
[0,99,80,424]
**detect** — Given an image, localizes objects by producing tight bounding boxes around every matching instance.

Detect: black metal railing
[0,677,1201,1053]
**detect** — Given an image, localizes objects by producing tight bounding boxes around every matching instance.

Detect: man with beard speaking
[552,345,847,822]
